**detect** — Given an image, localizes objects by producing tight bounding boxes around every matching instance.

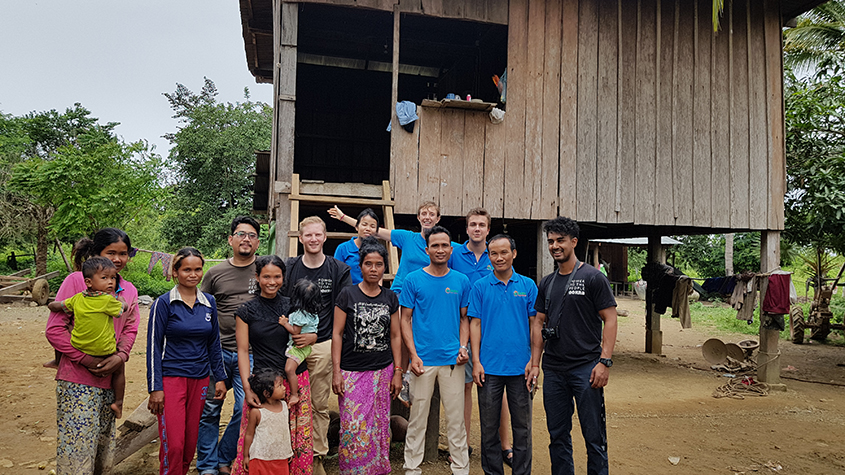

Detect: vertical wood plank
[483,120,506,217]
[693,0,712,227]
[539,0,562,220]
[635,0,657,225]
[487,0,509,24]
[275,1,298,258]
[439,109,464,216]
[417,107,442,206]
[748,0,769,229]
[672,0,694,226]
[392,106,421,214]
[464,0,486,22]
[462,112,486,213]
[524,0,546,219]
[764,0,785,230]
[617,0,638,223]
[655,0,675,226]
[398,0,424,14]
[710,6,731,229]
[597,0,619,224]
[442,0,464,19]
[577,0,599,222]
[730,0,751,229]
[504,0,529,219]
[559,0,579,218]
[389,5,400,200]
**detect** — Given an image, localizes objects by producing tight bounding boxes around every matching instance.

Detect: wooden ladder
[286,173,401,281]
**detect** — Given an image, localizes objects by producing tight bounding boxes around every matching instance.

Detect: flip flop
[502,448,513,467]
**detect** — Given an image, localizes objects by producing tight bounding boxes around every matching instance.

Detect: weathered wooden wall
[391,0,786,231]
[295,0,509,24]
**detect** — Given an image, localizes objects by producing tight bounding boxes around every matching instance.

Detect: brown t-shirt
[201,259,258,352]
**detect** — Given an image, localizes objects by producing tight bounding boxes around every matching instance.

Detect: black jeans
[476,374,533,475]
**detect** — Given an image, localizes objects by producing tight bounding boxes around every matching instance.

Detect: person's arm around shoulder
[243,406,261,470]
[329,206,392,241]
[206,295,227,400]
[331,304,347,396]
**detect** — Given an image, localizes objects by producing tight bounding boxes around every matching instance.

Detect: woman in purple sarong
[331,237,403,474]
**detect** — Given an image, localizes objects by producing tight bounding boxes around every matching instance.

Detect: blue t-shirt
[334,238,363,285]
[390,229,430,294]
[448,241,493,284]
[399,268,471,366]
[468,270,538,376]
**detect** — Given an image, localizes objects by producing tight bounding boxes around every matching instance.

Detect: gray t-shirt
[201,259,257,352]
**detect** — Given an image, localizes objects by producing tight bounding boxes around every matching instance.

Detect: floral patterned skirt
[232,370,313,475]
[55,380,116,475]
[338,365,393,475]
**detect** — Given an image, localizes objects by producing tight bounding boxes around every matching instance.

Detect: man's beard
[237,248,253,257]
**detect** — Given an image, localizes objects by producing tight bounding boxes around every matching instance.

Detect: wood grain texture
[576,0,599,222]
[748,0,769,229]
[635,0,657,225]
[487,0,509,24]
[392,106,421,214]
[672,0,694,227]
[389,5,400,200]
[617,0,637,223]
[525,0,546,218]
[730,0,751,229]
[655,0,675,226]
[398,0,424,14]
[693,0,712,227]
[483,120,506,217]
[764,0,785,230]
[596,0,619,224]
[710,10,731,229]
[559,0,579,218]
[504,0,528,219]
[417,106,442,205]
[539,0,562,220]
[439,109,464,216]
[462,111,486,213]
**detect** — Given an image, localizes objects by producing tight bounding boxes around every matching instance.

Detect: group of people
[44,202,618,475]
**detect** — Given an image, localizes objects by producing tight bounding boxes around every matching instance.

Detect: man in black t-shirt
[527,217,617,475]
[282,216,351,475]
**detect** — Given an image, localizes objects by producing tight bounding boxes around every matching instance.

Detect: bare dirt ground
[1,296,844,474]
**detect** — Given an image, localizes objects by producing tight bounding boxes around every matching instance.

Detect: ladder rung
[288,231,358,239]
[290,193,394,207]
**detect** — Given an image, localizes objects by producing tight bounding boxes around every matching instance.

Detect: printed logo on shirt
[317,278,333,294]
[445,287,460,295]
[513,290,528,297]
[486,264,493,271]
[205,312,212,322]
[248,277,258,296]
[567,279,586,296]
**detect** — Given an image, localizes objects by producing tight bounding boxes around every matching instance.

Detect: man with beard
[527,217,617,475]
[196,216,260,475]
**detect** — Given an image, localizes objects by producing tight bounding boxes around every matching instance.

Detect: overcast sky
[0,0,272,156]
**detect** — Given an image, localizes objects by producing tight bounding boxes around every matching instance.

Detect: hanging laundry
[762,273,792,314]
[642,262,682,315]
[730,273,758,322]
[147,251,173,281]
[671,276,693,329]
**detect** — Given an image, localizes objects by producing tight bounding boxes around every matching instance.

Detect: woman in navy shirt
[147,247,227,475]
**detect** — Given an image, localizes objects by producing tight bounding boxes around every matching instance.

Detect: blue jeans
[195,349,252,474]
[543,361,608,475]
[477,374,532,475]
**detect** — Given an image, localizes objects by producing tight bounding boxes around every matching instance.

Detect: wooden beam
[758,230,782,386]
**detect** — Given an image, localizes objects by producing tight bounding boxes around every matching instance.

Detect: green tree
[784,1,845,74]
[673,234,760,278]
[161,78,272,255]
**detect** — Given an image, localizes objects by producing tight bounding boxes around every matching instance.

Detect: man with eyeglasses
[196,216,261,475]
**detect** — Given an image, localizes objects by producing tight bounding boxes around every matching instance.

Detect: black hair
[542,216,580,240]
[290,279,322,315]
[255,255,286,278]
[356,208,380,228]
[358,236,388,266]
[231,215,260,235]
[72,228,131,271]
[488,233,517,251]
[424,225,451,244]
[81,256,116,280]
[248,368,282,404]
[172,247,204,273]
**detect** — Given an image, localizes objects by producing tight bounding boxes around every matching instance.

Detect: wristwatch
[459,345,469,351]
[599,358,613,368]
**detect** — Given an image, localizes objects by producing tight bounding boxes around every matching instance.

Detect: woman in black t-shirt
[331,237,403,474]
[230,255,314,475]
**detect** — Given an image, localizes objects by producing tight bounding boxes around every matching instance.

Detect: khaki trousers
[403,365,469,475]
[305,339,333,456]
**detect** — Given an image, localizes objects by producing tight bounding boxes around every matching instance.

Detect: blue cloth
[334,237,363,284]
[543,361,608,475]
[386,101,419,132]
[196,350,252,473]
[390,229,431,294]
[468,271,538,376]
[147,287,227,392]
[399,269,471,366]
[448,241,493,284]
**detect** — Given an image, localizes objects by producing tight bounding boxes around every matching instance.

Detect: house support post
[758,230,786,389]
[536,221,553,281]
[645,236,665,354]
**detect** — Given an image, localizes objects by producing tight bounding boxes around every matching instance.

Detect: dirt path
[1,297,843,474]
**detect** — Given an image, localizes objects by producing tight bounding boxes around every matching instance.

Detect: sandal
[502,448,513,467]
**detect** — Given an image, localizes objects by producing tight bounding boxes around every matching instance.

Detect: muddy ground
[1,297,844,474]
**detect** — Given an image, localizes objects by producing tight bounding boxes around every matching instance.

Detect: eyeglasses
[233,231,258,240]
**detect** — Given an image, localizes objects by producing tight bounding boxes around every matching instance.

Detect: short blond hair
[466,207,491,227]
[417,201,440,217]
[299,216,327,232]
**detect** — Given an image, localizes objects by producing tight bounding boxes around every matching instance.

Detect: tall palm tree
[784,0,845,74]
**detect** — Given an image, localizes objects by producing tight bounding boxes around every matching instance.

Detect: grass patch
[688,301,789,339]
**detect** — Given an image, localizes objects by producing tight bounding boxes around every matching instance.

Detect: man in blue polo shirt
[469,234,537,475]
[400,226,471,475]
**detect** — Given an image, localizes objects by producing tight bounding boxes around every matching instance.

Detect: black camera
[541,326,559,341]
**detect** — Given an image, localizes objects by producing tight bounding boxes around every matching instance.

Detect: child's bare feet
[43,359,59,369]
[110,401,123,419]
[288,394,300,406]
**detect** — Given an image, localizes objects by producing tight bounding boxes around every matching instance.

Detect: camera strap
[544,260,581,329]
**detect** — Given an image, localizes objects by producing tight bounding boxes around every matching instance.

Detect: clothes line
[130,248,226,282]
